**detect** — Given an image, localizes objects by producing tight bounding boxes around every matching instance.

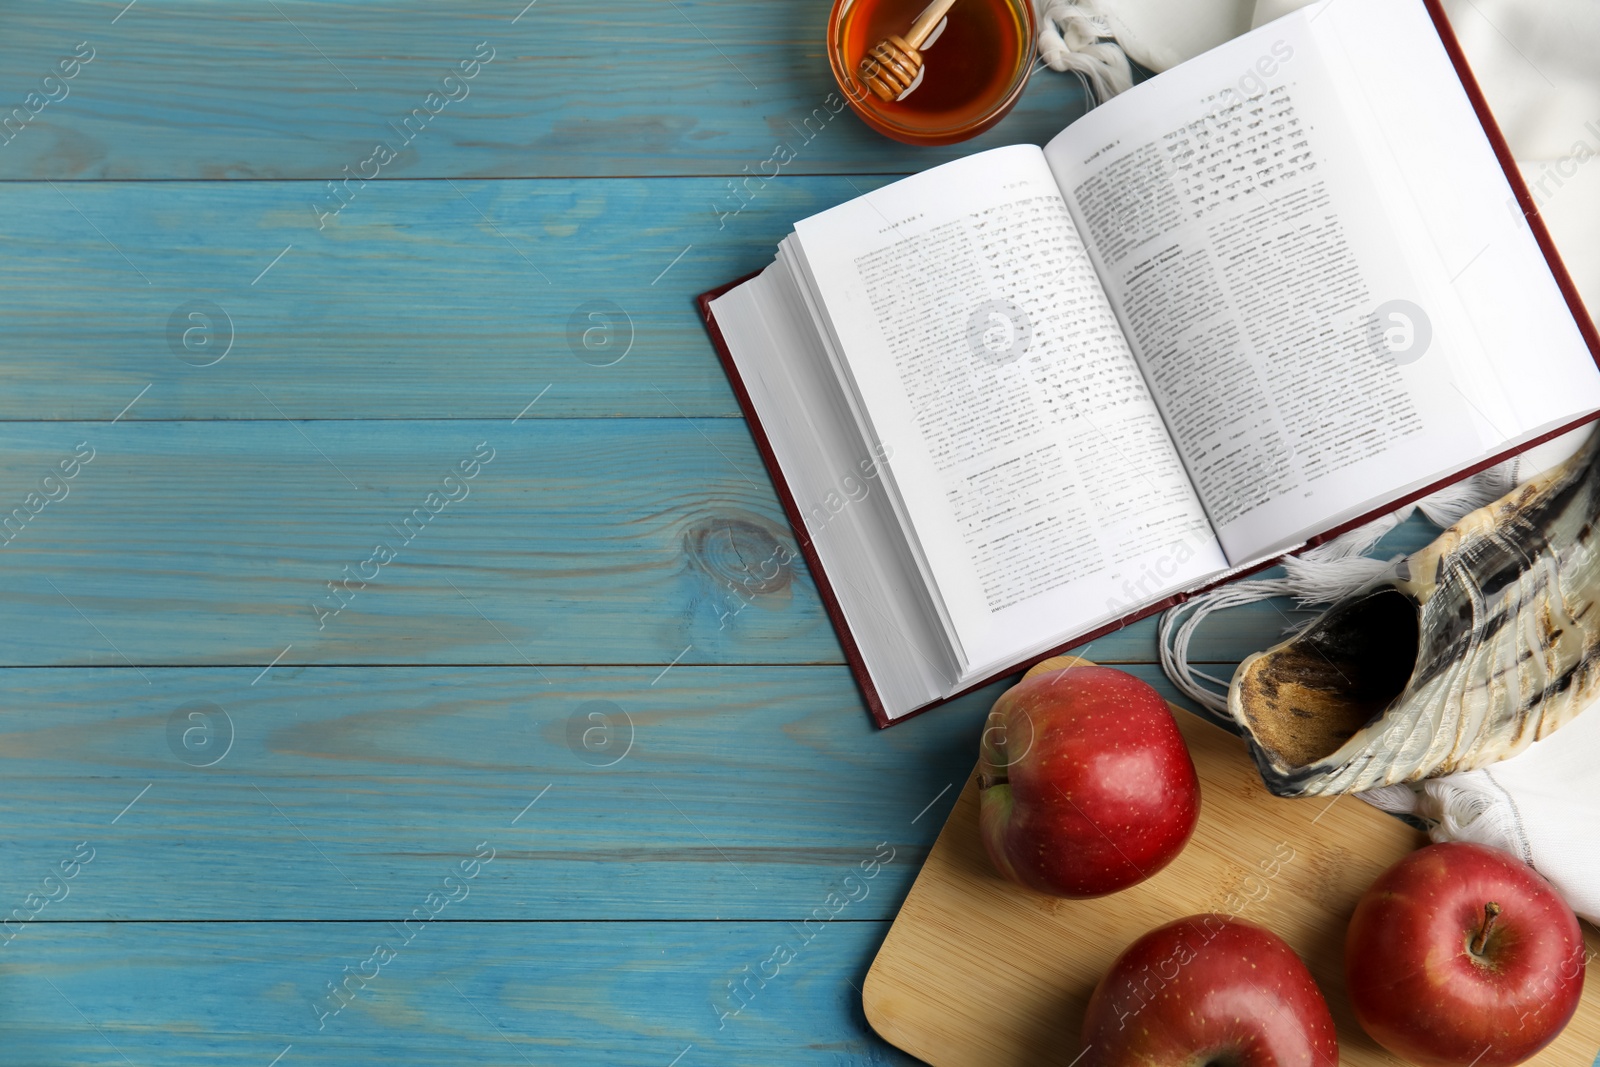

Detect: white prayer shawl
[1362,711,1600,925]
[1062,0,1600,921]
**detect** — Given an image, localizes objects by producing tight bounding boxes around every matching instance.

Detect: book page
[1042,12,1502,560]
[1307,0,1600,437]
[709,260,956,719]
[791,147,1227,674]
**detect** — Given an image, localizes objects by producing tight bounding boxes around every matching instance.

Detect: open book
[701,0,1600,725]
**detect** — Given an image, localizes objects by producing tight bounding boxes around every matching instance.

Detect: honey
[830,0,1033,145]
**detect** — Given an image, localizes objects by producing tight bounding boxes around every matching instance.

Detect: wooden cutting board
[864,656,1600,1066]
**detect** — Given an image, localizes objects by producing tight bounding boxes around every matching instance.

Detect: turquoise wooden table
[0,3,1448,1063]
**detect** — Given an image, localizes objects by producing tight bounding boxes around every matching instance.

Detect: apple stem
[976,773,1007,790]
[1470,902,1502,957]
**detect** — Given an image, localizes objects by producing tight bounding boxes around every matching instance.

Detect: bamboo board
[864,657,1600,1066]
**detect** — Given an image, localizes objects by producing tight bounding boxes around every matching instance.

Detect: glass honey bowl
[828,0,1035,146]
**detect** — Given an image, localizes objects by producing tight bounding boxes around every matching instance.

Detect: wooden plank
[0,417,833,666]
[0,0,1090,181]
[0,663,1256,922]
[0,664,1010,920]
[863,657,1600,1066]
[0,418,1448,667]
[0,417,1394,668]
[0,919,920,1065]
[0,176,897,420]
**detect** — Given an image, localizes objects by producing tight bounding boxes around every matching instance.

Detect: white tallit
[1085,0,1600,919]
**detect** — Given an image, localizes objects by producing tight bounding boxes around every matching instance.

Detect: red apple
[1082,914,1339,1067]
[977,665,1199,897]
[1345,842,1586,1067]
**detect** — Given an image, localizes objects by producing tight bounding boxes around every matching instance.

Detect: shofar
[1229,429,1600,798]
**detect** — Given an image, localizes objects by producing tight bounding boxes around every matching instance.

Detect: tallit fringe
[1036,1,1135,104]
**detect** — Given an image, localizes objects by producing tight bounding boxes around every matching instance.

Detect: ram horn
[1228,429,1600,798]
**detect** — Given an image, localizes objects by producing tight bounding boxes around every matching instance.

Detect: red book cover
[698,0,1600,728]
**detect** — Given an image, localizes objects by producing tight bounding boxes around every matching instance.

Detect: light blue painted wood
[0,418,831,666]
[0,2,1476,1061]
[0,0,1090,181]
[0,920,921,1065]
[0,418,1445,667]
[0,665,1018,921]
[0,176,895,420]
[0,658,1398,925]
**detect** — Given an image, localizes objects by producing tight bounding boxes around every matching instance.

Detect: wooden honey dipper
[857,0,962,102]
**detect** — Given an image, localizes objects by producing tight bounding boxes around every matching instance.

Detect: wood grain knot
[684,516,795,597]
